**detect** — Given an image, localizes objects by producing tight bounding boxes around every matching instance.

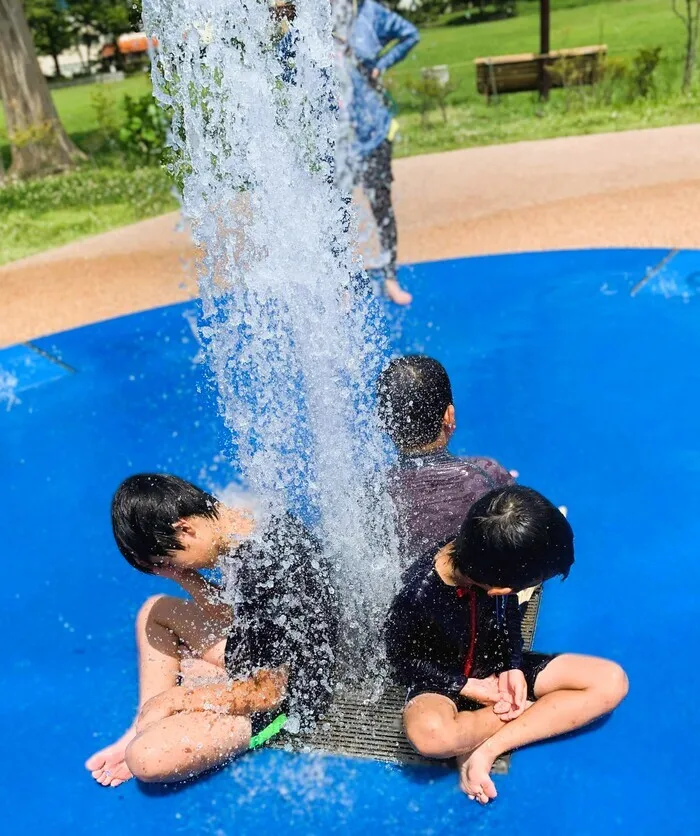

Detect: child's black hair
[111,473,219,574]
[376,355,453,450]
[452,485,574,591]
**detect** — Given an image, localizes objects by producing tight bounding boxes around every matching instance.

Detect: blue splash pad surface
[2,248,699,834]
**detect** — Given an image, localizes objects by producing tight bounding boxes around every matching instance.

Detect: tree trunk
[52,51,61,79]
[0,0,85,178]
[680,1,700,92]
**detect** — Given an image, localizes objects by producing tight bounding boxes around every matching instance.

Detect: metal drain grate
[272,587,543,774]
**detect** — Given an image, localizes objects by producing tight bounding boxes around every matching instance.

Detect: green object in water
[248,713,288,749]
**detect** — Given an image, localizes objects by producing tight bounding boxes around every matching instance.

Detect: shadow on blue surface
[2,249,700,835]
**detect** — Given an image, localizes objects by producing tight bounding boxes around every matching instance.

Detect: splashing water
[0,369,20,411]
[143,0,398,696]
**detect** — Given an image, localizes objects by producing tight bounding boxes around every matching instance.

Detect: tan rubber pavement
[2,124,700,347]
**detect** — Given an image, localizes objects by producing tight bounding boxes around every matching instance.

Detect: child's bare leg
[86,594,229,788]
[403,693,507,759]
[461,654,628,804]
[125,711,251,784]
[180,657,228,687]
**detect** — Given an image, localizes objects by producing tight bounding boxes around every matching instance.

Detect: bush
[401,69,458,125]
[630,47,663,99]
[0,164,179,265]
[88,90,170,165]
[90,86,122,153]
[555,46,665,113]
[383,0,449,26]
[119,94,170,164]
[0,165,176,216]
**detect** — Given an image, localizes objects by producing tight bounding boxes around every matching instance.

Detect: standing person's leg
[86,594,229,788]
[460,654,628,804]
[361,139,412,305]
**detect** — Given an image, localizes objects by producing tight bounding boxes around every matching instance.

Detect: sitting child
[86,473,337,787]
[376,355,514,561]
[386,484,628,804]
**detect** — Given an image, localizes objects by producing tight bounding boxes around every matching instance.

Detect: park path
[2,123,700,347]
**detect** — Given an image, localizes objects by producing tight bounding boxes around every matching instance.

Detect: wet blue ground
[2,249,699,835]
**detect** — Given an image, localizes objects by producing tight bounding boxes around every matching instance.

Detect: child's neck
[434,545,460,587]
[403,432,449,457]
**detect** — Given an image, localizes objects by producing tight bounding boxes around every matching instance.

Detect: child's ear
[443,404,456,431]
[173,519,197,538]
[487,586,513,597]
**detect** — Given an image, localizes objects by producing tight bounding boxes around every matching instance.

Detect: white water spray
[143,0,398,693]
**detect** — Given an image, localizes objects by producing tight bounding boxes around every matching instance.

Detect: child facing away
[386,484,628,805]
[376,354,516,562]
[86,474,338,787]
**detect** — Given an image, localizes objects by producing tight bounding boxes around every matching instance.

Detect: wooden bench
[475,45,607,100]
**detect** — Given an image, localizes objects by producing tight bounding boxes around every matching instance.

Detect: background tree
[0,0,85,177]
[672,0,700,91]
[23,0,73,78]
[66,0,141,69]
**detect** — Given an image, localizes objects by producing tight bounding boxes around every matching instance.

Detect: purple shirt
[389,449,513,560]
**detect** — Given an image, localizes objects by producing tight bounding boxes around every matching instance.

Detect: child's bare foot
[384,278,412,306]
[85,727,137,788]
[457,747,498,805]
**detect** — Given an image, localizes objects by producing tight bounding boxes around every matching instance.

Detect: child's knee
[405,711,456,759]
[125,735,170,784]
[597,661,629,709]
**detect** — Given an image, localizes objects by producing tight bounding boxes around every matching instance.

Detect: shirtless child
[86,474,337,786]
[386,484,628,804]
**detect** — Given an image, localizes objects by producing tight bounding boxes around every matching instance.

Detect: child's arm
[493,595,527,718]
[373,8,419,73]
[136,668,288,732]
[500,593,525,672]
[387,597,469,700]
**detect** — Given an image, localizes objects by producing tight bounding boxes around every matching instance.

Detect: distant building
[37,40,108,79]
[99,33,157,71]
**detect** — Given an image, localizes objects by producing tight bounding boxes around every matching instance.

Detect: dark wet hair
[376,355,453,450]
[271,2,296,21]
[452,485,574,591]
[111,473,219,574]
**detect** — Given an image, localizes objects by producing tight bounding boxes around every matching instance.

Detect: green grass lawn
[1,0,699,264]
[389,0,689,97]
[0,74,152,164]
[1,0,692,161]
[0,163,177,266]
[0,75,176,265]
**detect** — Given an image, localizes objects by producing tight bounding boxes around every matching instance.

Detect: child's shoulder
[398,551,439,600]
[455,455,512,485]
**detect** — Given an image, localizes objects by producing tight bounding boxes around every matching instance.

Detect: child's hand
[460,675,501,706]
[495,669,527,720]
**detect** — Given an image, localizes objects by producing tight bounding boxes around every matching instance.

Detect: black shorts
[408,652,559,710]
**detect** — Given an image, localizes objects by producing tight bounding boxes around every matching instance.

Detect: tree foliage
[23,0,73,76]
